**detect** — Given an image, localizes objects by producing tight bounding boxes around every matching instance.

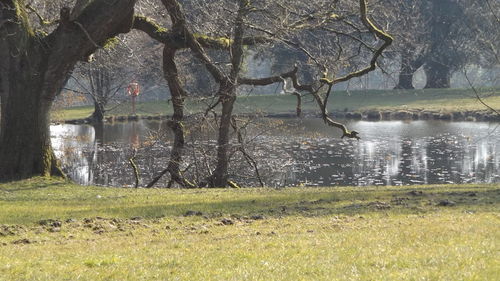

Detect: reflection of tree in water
[467,139,500,183]
[355,139,396,186]
[424,134,500,184]
[410,139,429,184]
[52,125,95,185]
[53,120,500,187]
[286,139,357,186]
[426,134,458,184]
[129,122,140,149]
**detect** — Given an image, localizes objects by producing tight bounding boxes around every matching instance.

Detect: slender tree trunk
[211,87,237,187]
[161,47,195,188]
[424,61,451,89]
[210,0,248,187]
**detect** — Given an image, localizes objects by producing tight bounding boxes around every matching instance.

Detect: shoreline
[57,108,500,125]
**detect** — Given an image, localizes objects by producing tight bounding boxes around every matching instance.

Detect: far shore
[52,88,500,124]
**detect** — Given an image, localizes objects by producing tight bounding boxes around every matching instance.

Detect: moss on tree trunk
[0,81,63,181]
[0,0,136,182]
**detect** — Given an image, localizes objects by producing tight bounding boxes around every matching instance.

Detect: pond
[50,118,500,187]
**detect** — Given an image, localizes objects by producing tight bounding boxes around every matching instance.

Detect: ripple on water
[51,119,500,187]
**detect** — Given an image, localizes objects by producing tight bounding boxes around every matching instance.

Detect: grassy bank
[1,178,499,280]
[53,88,500,121]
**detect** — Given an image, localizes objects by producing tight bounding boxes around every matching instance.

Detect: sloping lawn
[0,178,499,280]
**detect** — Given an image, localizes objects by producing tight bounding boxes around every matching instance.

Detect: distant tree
[381,0,500,89]
[421,0,466,88]
[68,45,137,123]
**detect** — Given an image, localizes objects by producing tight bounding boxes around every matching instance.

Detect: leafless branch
[464,70,500,116]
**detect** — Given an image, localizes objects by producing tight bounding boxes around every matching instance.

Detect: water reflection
[50,119,500,187]
[51,124,96,185]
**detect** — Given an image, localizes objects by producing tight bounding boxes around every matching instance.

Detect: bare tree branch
[464,70,500,116]
[321,0,393,85]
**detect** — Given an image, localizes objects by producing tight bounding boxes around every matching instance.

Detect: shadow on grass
[0,180,66,192]
[84,187,500,220]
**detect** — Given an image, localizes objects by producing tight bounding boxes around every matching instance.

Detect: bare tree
[67,44,138,123]
[134,0,392,187]
[378,0,500,89]
[0,0,393,185]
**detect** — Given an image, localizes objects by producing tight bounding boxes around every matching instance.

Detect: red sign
[127,82,140,97]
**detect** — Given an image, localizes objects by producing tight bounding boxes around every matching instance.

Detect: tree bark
[0,3,62,181]
[160,46,195,188]
[424,60,451,89]
[0,78,63,180]
[394,45,426,90]
[209,0,248,187]
[89,101,105,123]
[395,67,415,89]
[211,87,237,187]
[394,50,416,89]
[0,0,136,182]
[87,67,106,123]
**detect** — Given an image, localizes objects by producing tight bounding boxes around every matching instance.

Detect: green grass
[53,88,500,121]
[1,178,499,280]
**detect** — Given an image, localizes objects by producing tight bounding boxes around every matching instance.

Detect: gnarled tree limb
[320,0,393,85]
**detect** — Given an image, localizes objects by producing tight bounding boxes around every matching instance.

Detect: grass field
[53,88,500,121]
[1,178,498,280]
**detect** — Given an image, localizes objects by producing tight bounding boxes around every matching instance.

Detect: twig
[486,0,500,24]
[146,168,169,188]
[128,148,140,188]
[231,117,264,187]
[464,70,500,116]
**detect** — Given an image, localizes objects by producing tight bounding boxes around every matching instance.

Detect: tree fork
[157,46,196,188]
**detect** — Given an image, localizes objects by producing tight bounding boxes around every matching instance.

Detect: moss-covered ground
[1,178,498,280]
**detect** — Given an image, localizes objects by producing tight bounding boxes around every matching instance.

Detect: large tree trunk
[89,101,105,123]
[0,5,62,181]
[0,0,136,182]
[0,79,63,180]
[394,47,425,90]
[424,61,452,89]
[394,52,416,89]
[394,63,415,90]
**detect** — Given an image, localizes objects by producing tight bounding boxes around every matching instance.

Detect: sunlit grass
[1,178,499,280]
[52,88,500,121]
